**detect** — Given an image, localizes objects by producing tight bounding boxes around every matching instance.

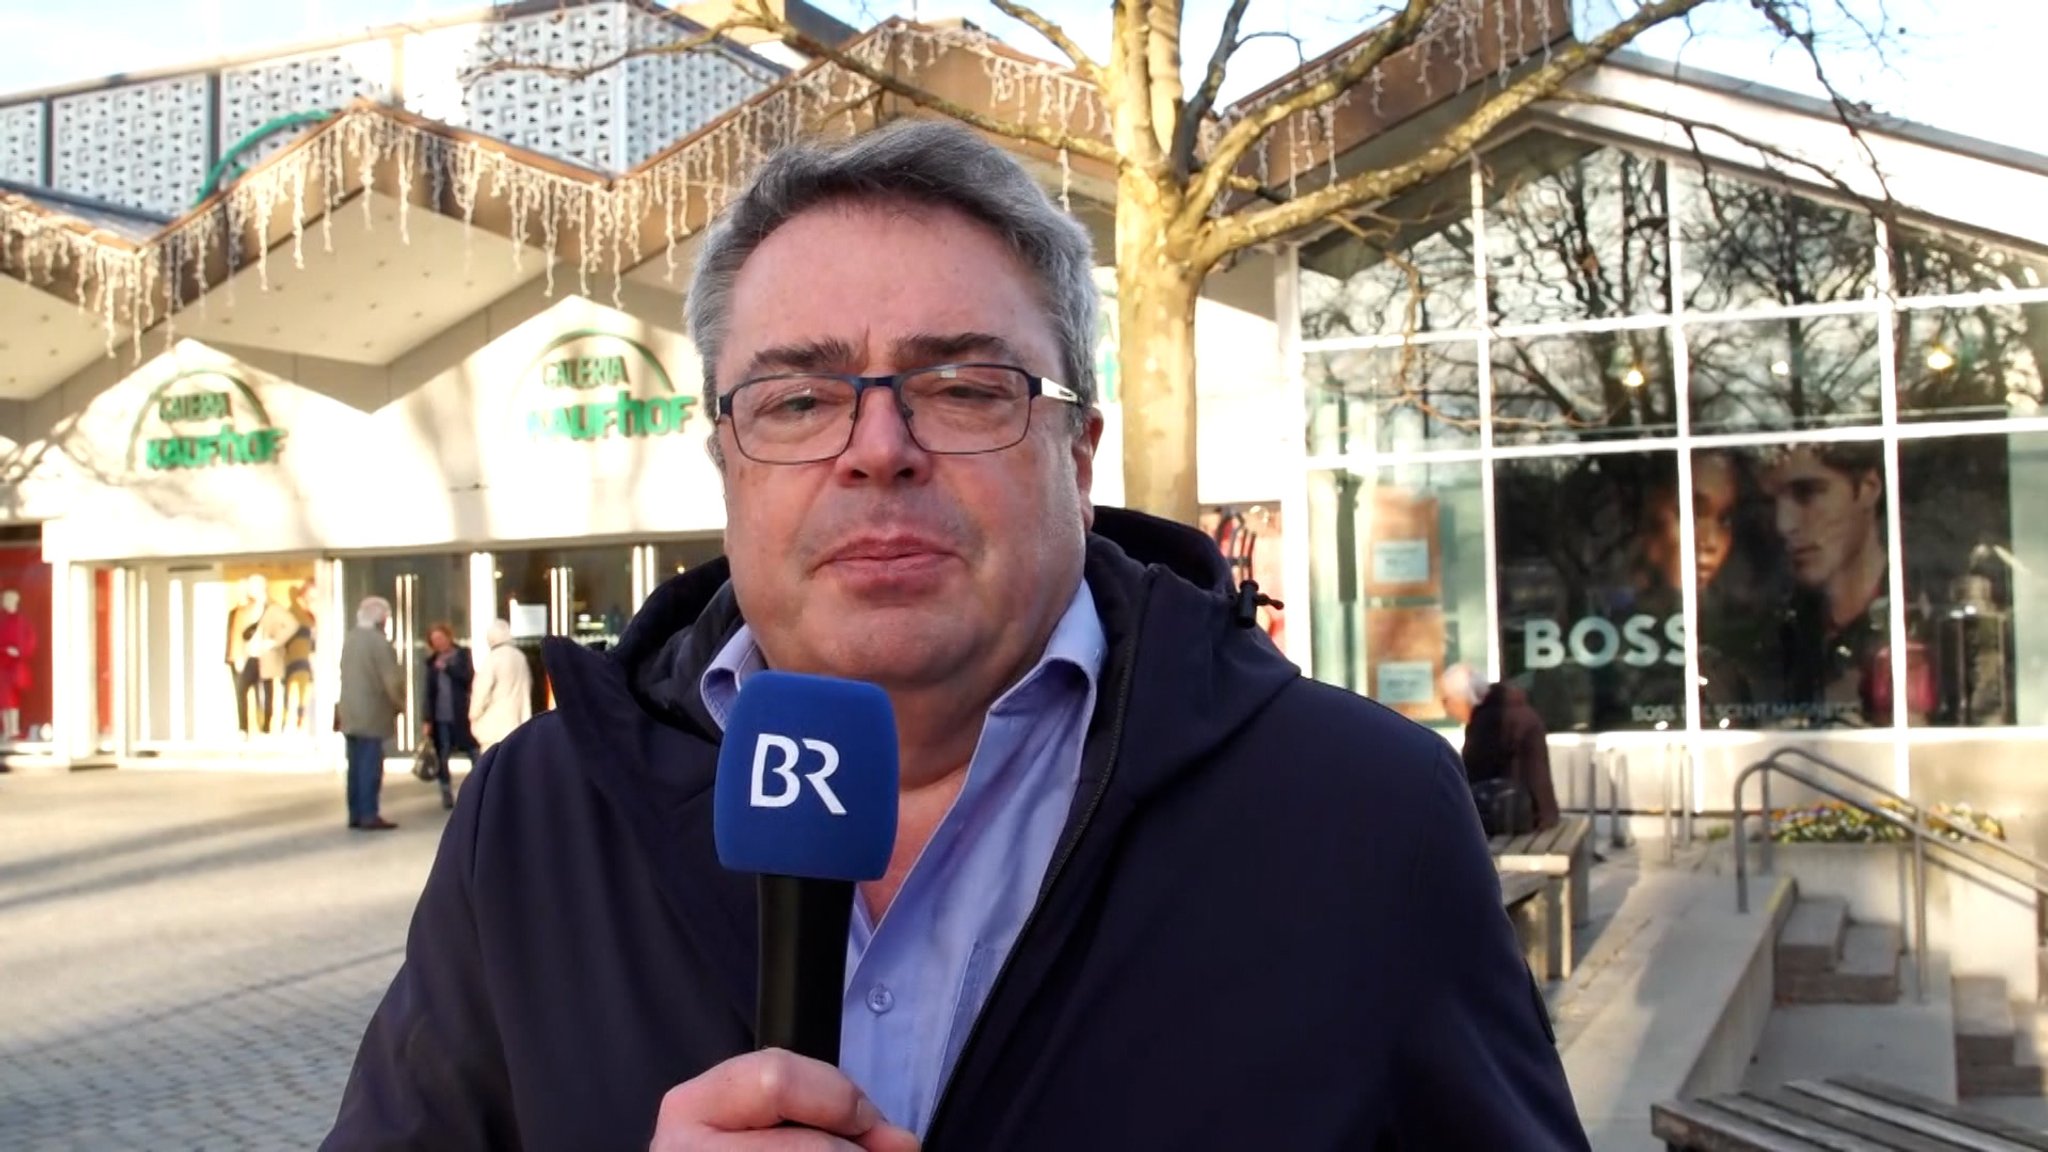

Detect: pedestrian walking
[467,619,534,753]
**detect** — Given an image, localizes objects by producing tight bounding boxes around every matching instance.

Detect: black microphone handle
[756,873,854,1064]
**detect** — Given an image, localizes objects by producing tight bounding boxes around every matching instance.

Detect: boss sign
[712,670,899,882]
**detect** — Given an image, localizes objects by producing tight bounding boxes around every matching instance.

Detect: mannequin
[0,588,37,741]
[224,575,300,735]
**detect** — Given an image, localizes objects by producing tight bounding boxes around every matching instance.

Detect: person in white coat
[467,619,535,752]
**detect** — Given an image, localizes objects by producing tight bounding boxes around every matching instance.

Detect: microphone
[714,670,899,1064]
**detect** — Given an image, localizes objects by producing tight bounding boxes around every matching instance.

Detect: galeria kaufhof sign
[522,330,696,442]
[130,370,286,471]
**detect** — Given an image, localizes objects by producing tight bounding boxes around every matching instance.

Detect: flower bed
[1768,799,2005,844]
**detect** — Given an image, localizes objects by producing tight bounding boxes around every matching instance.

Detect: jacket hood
[554,505,1298,802]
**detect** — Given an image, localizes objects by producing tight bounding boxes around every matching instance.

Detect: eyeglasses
[715,362,1082,465]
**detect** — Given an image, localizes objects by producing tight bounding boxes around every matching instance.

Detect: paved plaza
[0,766,456,1150]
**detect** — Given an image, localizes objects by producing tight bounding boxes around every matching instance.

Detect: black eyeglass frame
[712,361,1084,464]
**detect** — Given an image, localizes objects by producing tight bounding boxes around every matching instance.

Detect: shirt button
[866,985,895,1014]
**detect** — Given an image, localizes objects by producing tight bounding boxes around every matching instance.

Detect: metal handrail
[1734,747,2048,1006]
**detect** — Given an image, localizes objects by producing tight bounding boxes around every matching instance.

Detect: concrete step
[1779,924,1902,1004]
[1956,975,2019,1068]
[1775,896,1848,978]
[1961,1062,2048,1097]
[1954,976,2048,1098]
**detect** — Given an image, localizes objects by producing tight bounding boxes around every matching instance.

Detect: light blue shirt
[699,579,1106,1139]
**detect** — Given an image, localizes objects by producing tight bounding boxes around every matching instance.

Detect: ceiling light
[1925,346,1957,372]
[1622,366,1647,389]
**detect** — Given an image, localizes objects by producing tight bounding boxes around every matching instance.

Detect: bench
[1653,1074,2048,1150]
[1501,870,1567,982]
[1492,815,1593,970]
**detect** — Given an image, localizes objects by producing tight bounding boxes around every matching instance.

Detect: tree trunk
[1113,172,1203,525]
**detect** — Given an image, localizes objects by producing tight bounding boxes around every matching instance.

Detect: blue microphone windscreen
[714,670,899,881]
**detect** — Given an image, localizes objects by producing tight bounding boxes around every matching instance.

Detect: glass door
[340,553,468,754]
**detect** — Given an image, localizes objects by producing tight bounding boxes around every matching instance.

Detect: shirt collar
[698,578,1105,732]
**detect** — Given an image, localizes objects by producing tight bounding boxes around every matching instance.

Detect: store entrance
[492,538,724,710]
[342,553,469,755]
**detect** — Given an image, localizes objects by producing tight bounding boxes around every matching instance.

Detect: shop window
[1490,328,1677,445]
[1688,442,1897,730]
[1677,169,1877,314]
[1306,462,1488,727]
[140,559,326,745]
[1899,432,2048,727]
[1687,313,1883,434]
[1299,177,1478,340]
[1897,303,2048,423]
[1305,343,1480,457]
[1493,451,1685,733]
[1482,135,1671,328]
[0,536,53,745]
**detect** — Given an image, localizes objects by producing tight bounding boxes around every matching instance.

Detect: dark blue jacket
[323,508,1588,1151]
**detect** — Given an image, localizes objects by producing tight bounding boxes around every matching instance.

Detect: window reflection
[1483,135,1671,327]
[1898,304,2048,422]
[1491,329,1677,445]
[1299,178,1477,339]
[1305,343,1481,456]
[1889,224,2048,301]
[1678,170,1876,312]
[1688,313,1882,433]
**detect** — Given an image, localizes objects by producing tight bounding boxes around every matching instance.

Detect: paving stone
[0,768,453,1148]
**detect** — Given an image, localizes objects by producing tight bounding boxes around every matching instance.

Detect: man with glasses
[325,121,1584,1152]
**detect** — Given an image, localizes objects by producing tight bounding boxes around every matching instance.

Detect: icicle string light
[1,21,1124,354]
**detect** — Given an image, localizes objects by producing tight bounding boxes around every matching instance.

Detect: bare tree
[503,0,1890,523]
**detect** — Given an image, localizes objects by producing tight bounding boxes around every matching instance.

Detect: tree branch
[991,0,1104,88]
[1105,0,1167,174]
[1171,0,1254,175]
[1195,0,1715,266]
[1746,0,1899,214]
[1182,0,1440,230]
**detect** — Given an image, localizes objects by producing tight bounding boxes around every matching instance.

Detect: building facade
[1286,54,2048,817]
[0,3,1290,770]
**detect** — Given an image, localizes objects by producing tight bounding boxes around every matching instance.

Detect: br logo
[748,734,846,815]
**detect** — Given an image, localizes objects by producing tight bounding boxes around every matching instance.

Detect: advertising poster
[1495,442,1896,733]
[1688,443,1892,729]
[1494,452,1686,732]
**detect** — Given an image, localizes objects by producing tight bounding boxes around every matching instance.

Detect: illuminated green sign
[523,331,696,441]
[128,369,286,471]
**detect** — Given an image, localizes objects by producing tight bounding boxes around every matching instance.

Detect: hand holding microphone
[648,671,918,1151]
[648,1048,917,1152]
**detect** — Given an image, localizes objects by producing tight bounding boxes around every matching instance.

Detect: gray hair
[1440,663,1489,706]
[356,596,391,630]
[487,619,513,646]
[685,119,1099,447]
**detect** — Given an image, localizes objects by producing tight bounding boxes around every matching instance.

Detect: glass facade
[1299,130,2048,742]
